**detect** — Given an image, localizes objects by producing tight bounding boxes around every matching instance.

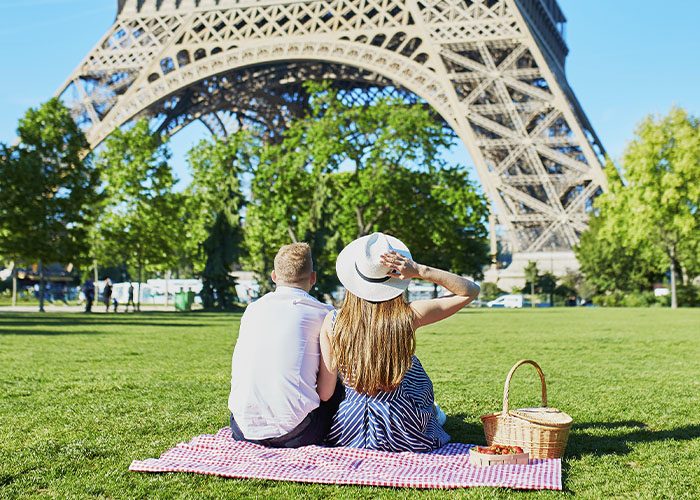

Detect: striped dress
[326,313,450,452]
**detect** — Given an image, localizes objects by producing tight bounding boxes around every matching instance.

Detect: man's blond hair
[274,242,313,283]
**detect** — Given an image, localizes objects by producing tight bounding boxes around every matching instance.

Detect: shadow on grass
[0,314,220,334]
[444,417,700,491]
[0,324,213,335]
[567,421,700,458]
[0,311,234,322]
[442,418,700,457]
[443,414,486,445]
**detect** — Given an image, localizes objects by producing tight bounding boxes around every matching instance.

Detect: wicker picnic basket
[480,359,572,459]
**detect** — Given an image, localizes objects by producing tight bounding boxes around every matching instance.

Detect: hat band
[354,263,391,283]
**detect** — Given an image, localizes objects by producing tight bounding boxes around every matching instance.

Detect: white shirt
[228,286,333,440]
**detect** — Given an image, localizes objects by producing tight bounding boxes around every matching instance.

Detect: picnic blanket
[129,427,562,490]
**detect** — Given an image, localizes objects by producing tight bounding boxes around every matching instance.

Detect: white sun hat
[336,232,412,302]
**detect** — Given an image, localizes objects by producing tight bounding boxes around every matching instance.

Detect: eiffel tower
[57,0,607,285]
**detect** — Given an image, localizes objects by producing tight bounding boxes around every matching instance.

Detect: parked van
[486,294,528,308]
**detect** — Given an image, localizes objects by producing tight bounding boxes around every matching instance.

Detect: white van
[487,294,526,308]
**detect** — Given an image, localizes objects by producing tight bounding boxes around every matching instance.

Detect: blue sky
[1,0,698,187]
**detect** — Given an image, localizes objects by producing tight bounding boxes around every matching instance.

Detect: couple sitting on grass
[228,232,480,452]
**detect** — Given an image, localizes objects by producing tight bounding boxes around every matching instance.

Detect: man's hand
[380,251,422,280]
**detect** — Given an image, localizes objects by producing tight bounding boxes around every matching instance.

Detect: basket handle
[502,359,547,416]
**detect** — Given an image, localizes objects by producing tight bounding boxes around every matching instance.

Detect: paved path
[0,305,179,313]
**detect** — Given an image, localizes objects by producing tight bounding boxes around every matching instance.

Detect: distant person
[125,283,136,312]
[112,297,119,313]
[103,278,113,312]
[58,284,69,305]
[82,279,95,313]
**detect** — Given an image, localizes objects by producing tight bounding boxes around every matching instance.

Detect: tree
[538,272,557,306]
[376,165,489,296]
[620,108,700,308]
[523,261,538,308]
[576,109,700,307]
[243,82,489,297]
[576,193,664,295]
[244,137,340,296]
[93,120,182,310]
[480,281,507,302]
[0,99,101,312]
[555,270,595,305]
[199,212,241,309]
[0,146,11,261]
[185,134,252,309]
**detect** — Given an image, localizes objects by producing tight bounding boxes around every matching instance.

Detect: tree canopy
[0,99,101,311]
[1,86,492,309]
[243,83,489,297]
[184,134,253,309]
[576,108,700,307]
[92,120,183,308]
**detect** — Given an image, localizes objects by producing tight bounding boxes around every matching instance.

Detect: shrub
[479,281,507,302]
[678,285,700,307]
[595,290,660,307]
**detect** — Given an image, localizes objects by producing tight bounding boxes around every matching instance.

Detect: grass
[0,308,699,498]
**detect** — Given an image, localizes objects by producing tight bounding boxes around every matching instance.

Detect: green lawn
[0,294,81,307]
[1,308,698,498]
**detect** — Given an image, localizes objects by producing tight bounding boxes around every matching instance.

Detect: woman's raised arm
[380,251,480,329]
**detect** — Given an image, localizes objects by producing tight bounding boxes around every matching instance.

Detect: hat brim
[336,234,412,302]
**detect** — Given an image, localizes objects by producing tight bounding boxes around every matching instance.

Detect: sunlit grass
[1,308,698,498]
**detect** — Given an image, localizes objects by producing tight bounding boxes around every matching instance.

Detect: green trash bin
[174,291,196,311]
[174,292,189,312]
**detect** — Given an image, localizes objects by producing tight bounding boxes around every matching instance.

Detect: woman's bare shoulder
[321,308,337,334]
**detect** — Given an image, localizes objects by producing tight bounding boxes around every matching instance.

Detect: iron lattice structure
[57,0,607,256]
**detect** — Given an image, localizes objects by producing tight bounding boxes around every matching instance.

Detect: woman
[317,232,480,452]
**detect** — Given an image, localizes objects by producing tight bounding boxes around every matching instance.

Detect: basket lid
[510,407,573,427]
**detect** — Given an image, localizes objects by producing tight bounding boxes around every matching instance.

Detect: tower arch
[85,40,461,147]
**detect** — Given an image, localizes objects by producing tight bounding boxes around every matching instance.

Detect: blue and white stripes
[327,356,450,453]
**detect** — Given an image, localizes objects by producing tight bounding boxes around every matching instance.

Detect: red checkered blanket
[129,427,561,490]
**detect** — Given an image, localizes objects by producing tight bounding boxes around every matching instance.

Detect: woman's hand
[380,251,422,280]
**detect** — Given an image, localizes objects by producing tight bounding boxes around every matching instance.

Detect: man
[82,279,95,313]
[228,243,341,447]
[103,278,113,313]
[125,283,136,312]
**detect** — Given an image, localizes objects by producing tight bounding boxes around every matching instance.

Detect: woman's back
[326,306,449,452]
[327,355,449,452]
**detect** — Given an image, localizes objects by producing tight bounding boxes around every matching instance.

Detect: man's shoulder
[244,291,332,309]
[292,296,334,313]
[242,292,273,312]
[250,290,332,314]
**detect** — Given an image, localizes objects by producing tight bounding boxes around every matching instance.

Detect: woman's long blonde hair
[330,291,415,396]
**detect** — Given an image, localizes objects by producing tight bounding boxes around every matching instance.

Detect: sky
[1,0,699,188]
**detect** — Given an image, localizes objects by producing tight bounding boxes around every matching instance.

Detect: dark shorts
[230,381,344,448]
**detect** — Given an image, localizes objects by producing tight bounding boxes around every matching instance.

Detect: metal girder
[57,0,607,255]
